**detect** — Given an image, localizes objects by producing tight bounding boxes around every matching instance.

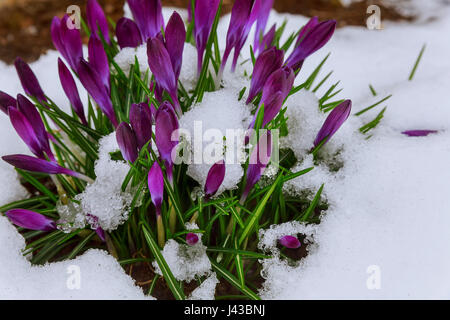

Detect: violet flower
[127,0,164,41]
[241,130,272,203]
[155,102,179,183]
[257,23,276,54]
[186,233,199,246]
[116,122,139,163]
[313,99,352,148]
[279,235,301,249]
[165,11,186,82]
[246,47,284,104]
[5,209,56,231]
[148,160,164,216]
[116,17,143,49]
[204,160,226,199]
[14,58,46,102]
[194,0,220,75]
[88,36,110,91]
[51,15,83,71]
[129,102,153,150]
[285,19,336,72]
[402,130,438,137]
[86,0,110,44]
[58,58,87,125]
[0,91,16,115]
[253,0,274,54]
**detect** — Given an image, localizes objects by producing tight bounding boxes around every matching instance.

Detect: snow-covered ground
[1,1,450,299]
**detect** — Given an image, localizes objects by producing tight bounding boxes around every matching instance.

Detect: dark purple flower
[241,130,271,203]
[294,16,319,48]
[285,19,336,72]
[253,0,273,53]
[116,17,143,49]
[155,102,179,183]
[246,47,284,104]
[204,160,226,198]
[313,99,352,148]
[130,102,152,150]
[127,0,164,41]
[88,36,110,91]
[58,58,87,125]
[95,227,106,241]
[0,91,16,115]
[51,15,83,71]
[77,59,118,127]
[14,57,46,102]
[148,160,164,216]
[165,11,186,81]
[116,122,139,163]
[194,0,220,75]
[5,209,56,231]
[401,130,438,137]
[279,235,301,249]
[186,232,199,246]
[257,23,276,54]
[86,0,110,44]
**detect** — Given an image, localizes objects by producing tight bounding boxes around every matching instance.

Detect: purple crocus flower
[77,59,118,127]
[313,99,352,148]
[165,11,186,82]
[186,232,199,246]
[5,209,56,231]
[155,102,179,183]
[58,58,87,125]
[204,160,226,199]
[294,16,319,48]
[51,15,83,71]
[241,130,272,203]
[194,0,220,75]
[148,160,164,216]
[253,0,274,53]
[147,37,181,116]
[257,23,276,54]
[0,91,16,115]
[279,235,301,249]
[116,122,139,163]
[129,102,152,150]
[88,36,110,91]
[116,17,143,49]
[246,47,284,104]
[285,19,336,72]
[14,57,46,102]
[86,0,111,44]
[401,130,438,137]
[127,0,164,41]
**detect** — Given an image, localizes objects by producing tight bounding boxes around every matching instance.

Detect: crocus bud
[257,23,276,54]
[5,209,56,231]
[186,233,199,246]
[116,122,139,163]
[148,161,164,216]
[14,58,46,102]
[279,235,301,249]
[0,91,16,115]
[129,103,152,150]
[253,0,274,53]
[128,0,164,41]
[116,17,143,49]
[51,15,83,71]
[204,160,226,198]
[86,0,110,44]
[402,130,438,137]
[194,0,220,74]
[58,58,87,125]
[313,99,352,148]
[165,11,186,81]
[246,47,284,104]
[88,36,110,91]
[241,130,272,203]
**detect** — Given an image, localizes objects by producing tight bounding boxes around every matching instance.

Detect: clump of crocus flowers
[0,0,355,300]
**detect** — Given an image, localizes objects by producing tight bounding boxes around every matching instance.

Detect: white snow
[188,273,219,300]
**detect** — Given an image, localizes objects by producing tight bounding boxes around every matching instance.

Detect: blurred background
[0,0,413,64]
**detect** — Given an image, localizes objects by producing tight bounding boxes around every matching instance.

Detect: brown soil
[0,0,413,64]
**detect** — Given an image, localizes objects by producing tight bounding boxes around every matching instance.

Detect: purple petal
[257,23,276,54]
[130,102,152,150]
[186,232,199,246]
[86,0,111,44]
[58,15,84,71]
[314,99,352,147]
[253,0,274,52]
[58,58,87,125]
[294,16,319,48]
[279,235,301,249]
[95,227,106,242]
[401,130,438,137]
[116,122,139,163]
[14,57,46,102]
[88,36,110,91]
[116,17,143,49]
[204,160,226,198]
[165,11,186,81]
[5,209,56,231]
[0,91,17,115]
[148,161,164,215]
[128,0,164,41]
